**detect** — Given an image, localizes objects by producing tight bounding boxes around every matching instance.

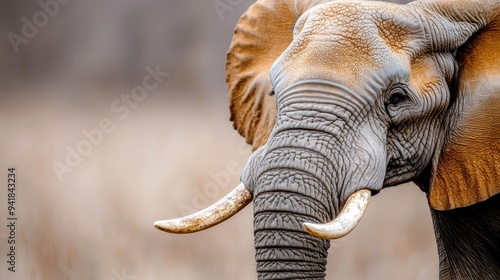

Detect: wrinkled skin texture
[226,0,500,279]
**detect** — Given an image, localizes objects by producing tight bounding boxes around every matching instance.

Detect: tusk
[154,183,252,233]
[303,189,371,239]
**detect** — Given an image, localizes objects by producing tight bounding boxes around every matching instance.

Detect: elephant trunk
[253,169,332,279]
[249,128,343,279]
[254,192,330,279]
[242,83,386,277]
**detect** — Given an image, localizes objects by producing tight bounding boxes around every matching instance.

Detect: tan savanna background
[0,0,439,279]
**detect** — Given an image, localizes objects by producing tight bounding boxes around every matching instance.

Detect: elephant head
[155,0,500,279]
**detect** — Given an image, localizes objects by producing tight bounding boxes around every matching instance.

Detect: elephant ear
[410,0,500,210]
[226,0,329,150]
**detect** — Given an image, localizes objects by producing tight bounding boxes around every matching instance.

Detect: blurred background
[0,0,439,279]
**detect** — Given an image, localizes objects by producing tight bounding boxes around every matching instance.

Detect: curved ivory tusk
[154,183,252,233]
[303,189,371,239]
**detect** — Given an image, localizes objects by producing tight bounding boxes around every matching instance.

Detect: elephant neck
[431,193,500,279]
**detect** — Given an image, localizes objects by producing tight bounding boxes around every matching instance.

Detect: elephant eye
[386,92,407,107]
[385,89,410,118]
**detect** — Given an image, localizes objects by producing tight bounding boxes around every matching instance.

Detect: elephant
[155,0,500,279]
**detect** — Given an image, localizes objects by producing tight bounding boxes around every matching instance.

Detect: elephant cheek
[344,122,387,199]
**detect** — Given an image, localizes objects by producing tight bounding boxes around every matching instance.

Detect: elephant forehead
[274,1,421,92]
[290,1,422,59]
[297,1,421,40]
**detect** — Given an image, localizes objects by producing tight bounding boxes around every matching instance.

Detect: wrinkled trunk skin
[253,173,331,279]
[248,128,343,279]
[240,81,379,279]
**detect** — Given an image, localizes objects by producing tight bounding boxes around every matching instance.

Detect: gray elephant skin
[155,0,500,279]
